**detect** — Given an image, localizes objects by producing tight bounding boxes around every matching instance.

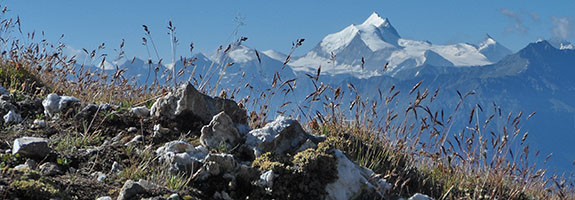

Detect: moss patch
[9,178,62,199]
[252,152,288,172]
[251,144,339,200]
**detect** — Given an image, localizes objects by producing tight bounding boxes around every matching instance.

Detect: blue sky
[4,0,574,59]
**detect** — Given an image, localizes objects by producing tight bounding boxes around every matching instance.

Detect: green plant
[166,172,193,191]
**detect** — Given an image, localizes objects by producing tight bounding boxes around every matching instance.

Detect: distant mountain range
[289,12,511,77]
[74,12,575,173]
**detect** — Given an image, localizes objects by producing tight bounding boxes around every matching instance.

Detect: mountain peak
[479,34,497,49]
[547,38,575,50]
[485,33,493,39]
[478,34,512,63]
[526,40,555,51]
[363,12,389,27]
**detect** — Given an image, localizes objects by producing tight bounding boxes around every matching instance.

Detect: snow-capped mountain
[478,34,513,62]
[290,12,510,78]
[319,12,401,54]
[548,38,575,50]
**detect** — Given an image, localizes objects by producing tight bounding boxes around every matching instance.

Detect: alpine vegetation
[0,4,573,200]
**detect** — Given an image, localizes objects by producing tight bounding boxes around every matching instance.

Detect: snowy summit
[290,12,512,78]
[320,12,400,54]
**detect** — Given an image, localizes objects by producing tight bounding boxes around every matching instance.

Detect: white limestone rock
[156,140,208,173]
[125,135,143,146]
[150,83,247,124]
[324,150,389,200]
[409,193,434,200]
[200,112,241,150]
[3,110,22,124]
[130,106,150,118]
[259,170,276,189]
[42,93,80,118]
[32,119,47,129]
[246,115,321,157]
[195,153,238,181]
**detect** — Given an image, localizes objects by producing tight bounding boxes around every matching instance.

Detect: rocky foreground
[0,84,432,200]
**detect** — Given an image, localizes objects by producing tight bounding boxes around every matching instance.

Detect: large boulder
[200,112,241,150]
[150,83,247,124]
[324,150,390,200]
[12,137,51,158]
[246,116,323,157]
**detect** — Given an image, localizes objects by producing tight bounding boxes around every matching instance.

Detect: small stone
[127,127,137,133]
[111,161,123,174]
[136,179,158,191]
[141,197,166,200]
[131,106,150,118]
[39,162,63,176]
[0,86,8,95]
[156,140,195,154]
[24,159,38,169]
[98,103,116,111]
[117,180,147,200]
[33,119,47,129]
[0,99,16,111]
[12,137,51,158]
[153,124,170,137]
[112,132,124,144]
[96,196,113,200]
[125,135,143,146]
[213,191,232,200]
[92,171,107,182]
[409,193,434,200]
[13,164,30,170]
[259,170,276,189]
[3,110,22,124]
[167,193,181,200]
